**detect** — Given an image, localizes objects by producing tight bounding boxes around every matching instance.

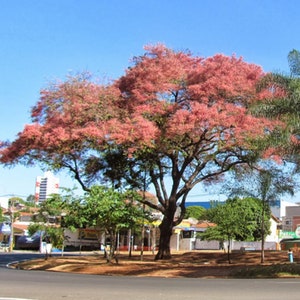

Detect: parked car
[15,231,41,250]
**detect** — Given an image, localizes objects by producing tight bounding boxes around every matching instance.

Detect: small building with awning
[170,218,215,251]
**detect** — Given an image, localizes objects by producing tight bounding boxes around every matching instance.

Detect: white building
[35,171,59,204]
[0,197,9,209]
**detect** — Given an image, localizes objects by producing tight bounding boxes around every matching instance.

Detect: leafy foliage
[81,186,147,230]
[222,161,296,263]
[0,207,5,223]
[28,195,69,250]
[202,197,269,242]
[0,45,284,259]
[252,49,300,164]
[27,223,64,250]
[201,197,270,263]
[184,206,206,220]
[28,187,148,262]
[78,186,149,262]
[225,162,296,204]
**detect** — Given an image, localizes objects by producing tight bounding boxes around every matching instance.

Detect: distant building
[282,206,300,232]
[270,199,299,221]
[35,171,59,204]
[0,197,9,209]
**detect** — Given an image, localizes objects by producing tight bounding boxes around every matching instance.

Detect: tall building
[35,171,59,203]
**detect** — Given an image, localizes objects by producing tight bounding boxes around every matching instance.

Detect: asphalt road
[0,253,300,300]
[0,252,44,267]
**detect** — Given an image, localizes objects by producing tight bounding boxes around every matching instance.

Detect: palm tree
[252,49,300,165]
[244,50,300,262]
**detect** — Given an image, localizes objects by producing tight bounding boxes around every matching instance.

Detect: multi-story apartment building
[35,171,59,204]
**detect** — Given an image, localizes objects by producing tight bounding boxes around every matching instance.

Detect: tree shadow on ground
[15,250,297,278]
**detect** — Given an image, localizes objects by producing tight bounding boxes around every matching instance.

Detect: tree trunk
[155,216,174,260]
[128,228,132,258]
[261,237,265,263]
[261,216,265,263]
[106,231,118,264]
[227,239,232,264]
[261,202,266,263]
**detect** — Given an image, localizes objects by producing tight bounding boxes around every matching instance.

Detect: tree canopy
[77,186,147,262]
[223,160,296,262]
[28,186,147,262]
[202,197,271,263]
[0,45,284,259]
[184,206,206,220]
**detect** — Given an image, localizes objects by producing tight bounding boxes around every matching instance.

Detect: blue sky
[0,0,299,199]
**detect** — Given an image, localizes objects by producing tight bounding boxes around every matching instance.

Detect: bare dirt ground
[13,250,299,278]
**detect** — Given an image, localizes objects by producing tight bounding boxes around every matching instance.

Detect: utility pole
[140,169,147,261]
[9,203,14,252]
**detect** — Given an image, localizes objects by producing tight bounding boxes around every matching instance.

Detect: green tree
[201,197,269,263]
[28,195,67,257]
[27,222,65,258]
[25,195,36,207]
[0,207,5,223]
[225,162,296,262]
[77,186,148,263]
[184,206,206,220]
[8,197,23,207]
[28,191,83,253]
[245,49,300,262]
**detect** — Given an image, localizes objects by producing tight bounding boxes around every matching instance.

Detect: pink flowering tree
[0,46,281,260]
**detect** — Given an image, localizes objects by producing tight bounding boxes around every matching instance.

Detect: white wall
[0,197,9,209]
[265,217,279,242]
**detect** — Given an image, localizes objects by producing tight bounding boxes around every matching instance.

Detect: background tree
[27,222,65,255]
[25,195,36,207]
[184,206,206,221]
[8,197,23,207]
[28,195,68,256]
[0,207,5,223]
[0,45,282,260]
[79,186,148,263]
[248,49,300,262]
[224,162,296,262]
[201,197,270,263]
